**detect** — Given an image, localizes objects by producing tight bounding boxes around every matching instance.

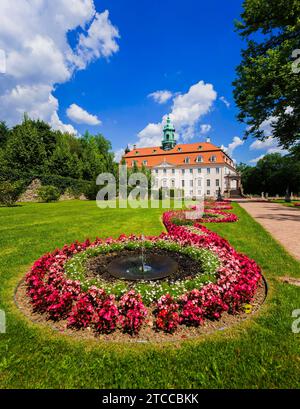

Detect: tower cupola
[162,115,176,150]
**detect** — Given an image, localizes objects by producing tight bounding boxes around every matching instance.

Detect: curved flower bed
[172,208,238,224]
[204,201,233,211]
[24,203,261,336]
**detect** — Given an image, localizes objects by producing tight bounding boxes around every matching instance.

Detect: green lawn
[0,200,299,388]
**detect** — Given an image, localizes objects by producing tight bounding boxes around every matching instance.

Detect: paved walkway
[239,201,300,261]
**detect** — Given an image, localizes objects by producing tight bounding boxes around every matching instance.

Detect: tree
[233,0,300,148]
[0,121,9,147]
[237,153,300,195]
[46,134,82,179]
[5,117,47,176]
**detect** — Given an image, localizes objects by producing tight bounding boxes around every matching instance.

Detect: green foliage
[37,185,60,203]
[0,117,117,186]
[0,180,24,207]
[0,121,9,147]
[237,151,300,195]
[233,0,300,148]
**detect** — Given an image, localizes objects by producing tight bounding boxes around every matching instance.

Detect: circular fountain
[107,254,178,280]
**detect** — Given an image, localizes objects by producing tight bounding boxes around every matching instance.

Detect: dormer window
[153,149,157,153]
[178,147,182,152]
[195,155,203,163]
[135,151,139,155]
[210,155,217,162]
[198,145,203,150]
[184,157,190,164]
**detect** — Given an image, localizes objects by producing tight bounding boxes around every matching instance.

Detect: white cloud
[199,124,211,134]
[137,80,217,147]
[66,103,101,125]
[148,90,173,104]
[222,136,244,157]
[76,10,120,69]
[249,136,288,163]
[0,0,119,130]
[137,123,163,147]
[249,155,265,164]
[114,148,125,163]
[220,96,230,108]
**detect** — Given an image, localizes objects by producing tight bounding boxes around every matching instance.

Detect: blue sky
[0,0,284,163]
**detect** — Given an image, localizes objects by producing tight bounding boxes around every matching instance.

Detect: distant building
[122,116,241,198]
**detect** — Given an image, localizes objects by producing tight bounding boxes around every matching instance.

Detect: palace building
[122,116,241,198]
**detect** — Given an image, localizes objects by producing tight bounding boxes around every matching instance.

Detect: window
[210,155,217,162]
[207,190,210,195]
[195,155,203,163]
[198,179,202,186]
[216,179,219,187]
[172,168,175,174]
[197,168,201,173]
[163,168,167,174]
[190,180,193,187]
[207,168,210,174]
[171,179,175,187]
[143,160,147,166]
[182,180,185,187]
[182,169,185,174]
[135,151,139,155]
[166,134,169,140]
[155,169,158,174]
[216,167,220,174]
[162,179,167,187]
[198,190,202,195]
[198,145,203,150]
[207,179,210,187]
[190,169,193,174]
[153,149,157,153]
[184,157,190,164]
[178,147,182,152]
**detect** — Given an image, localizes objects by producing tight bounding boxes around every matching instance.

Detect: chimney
[133,144,137,150]
[206,137,211,143]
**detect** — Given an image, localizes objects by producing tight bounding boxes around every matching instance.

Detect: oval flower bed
[22,204,262,338]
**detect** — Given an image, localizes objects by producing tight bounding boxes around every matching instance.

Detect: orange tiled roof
[122,142,234,168]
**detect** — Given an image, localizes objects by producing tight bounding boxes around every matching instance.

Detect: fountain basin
[107,254,178,280]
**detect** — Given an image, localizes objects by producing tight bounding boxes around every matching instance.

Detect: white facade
[152,162,237,198]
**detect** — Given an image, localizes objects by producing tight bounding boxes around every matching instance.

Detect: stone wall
[18,179,88,202]
[18,179,42,202]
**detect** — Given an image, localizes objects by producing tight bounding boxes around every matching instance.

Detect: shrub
[0,180,24,206]
[38,185,60,202]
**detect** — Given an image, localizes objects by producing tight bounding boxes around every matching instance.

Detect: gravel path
[239,201,300,261]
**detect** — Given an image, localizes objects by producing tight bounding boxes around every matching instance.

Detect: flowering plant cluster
[294,202,300,207]
[204,201,233,211]
[118,290,147,334]
[154,294,180,333]
[25,201,261,336]
[172,208,238,224]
